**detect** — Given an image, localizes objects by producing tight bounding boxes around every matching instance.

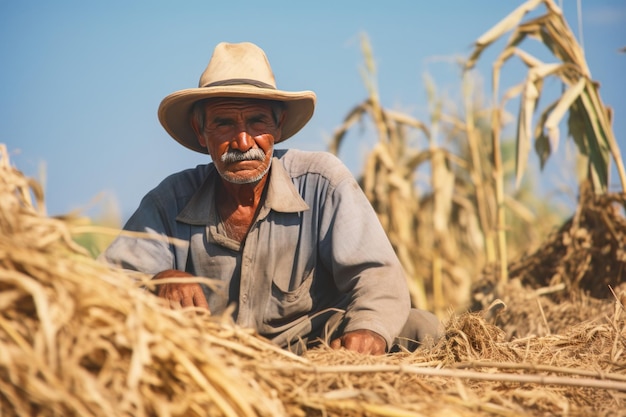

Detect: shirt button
[242,294,248,303]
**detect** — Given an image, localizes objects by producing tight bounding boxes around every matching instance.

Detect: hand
[329,329,386,355]
[152,269,210,310]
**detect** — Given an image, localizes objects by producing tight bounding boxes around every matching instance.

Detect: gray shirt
[102,149,410,349]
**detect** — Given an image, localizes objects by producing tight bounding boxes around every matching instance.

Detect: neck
[217,175,268,220]
[219,174,268,209]
[216,175,269,243]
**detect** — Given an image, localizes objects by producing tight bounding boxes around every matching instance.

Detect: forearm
[343,288,410,348]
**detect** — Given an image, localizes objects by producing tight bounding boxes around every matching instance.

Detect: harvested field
[1,143,625,416]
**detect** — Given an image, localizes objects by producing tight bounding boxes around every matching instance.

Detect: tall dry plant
[331,31,570,315]
[330,35,432,310]
[330,35,491,315]
[465,0,626,282]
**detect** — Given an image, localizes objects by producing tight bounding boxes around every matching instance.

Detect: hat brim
[158,85,316,154]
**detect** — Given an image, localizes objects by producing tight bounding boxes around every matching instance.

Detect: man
[102,42,442,355]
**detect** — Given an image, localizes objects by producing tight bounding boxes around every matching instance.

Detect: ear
[190,116,207,148]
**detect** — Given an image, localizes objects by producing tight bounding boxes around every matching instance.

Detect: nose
[230,129,254,152]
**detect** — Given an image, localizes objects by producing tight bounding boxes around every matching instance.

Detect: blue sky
[1,0,625,222]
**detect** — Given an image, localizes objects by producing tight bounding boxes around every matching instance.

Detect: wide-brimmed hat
[158,42,317,154]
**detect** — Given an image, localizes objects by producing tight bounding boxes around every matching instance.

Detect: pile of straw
[1,143,625,416]
[472,181,626,340]
[508,181,626,300]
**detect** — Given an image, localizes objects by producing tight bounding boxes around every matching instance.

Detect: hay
[507,181,626,299]
[473,181,626,339]
[0,146,296,416]
[1,143,625,416]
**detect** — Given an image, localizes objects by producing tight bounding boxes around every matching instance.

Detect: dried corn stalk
[330,35,487,314]
[463,0,626,286]
[467,0,626,194]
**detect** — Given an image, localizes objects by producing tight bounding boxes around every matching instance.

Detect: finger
[159,284,181,300]
[329,338,342,350]
[157,284,168,298]
[342,332,386,355]
[370,340,386,355]
[181,292,195,307]
[193,291,210,310]
[358,335,385,355]
[341,335,355,349]
[368,337,386,355]
[342,335,363,352]
[158,285,173,300]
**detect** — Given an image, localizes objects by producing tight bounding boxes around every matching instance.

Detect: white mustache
[220,148,266,163]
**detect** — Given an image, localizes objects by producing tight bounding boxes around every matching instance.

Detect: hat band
[203,78,276,89]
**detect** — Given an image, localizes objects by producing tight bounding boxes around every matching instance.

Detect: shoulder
[274,149,353,186]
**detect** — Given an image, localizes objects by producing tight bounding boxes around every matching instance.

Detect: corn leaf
[432,150,455,234]
[467,0,543,69]
[515,73,541,188]
[567,100,589,155]
[385,109,431,139]
[330,103,369,155]
[578,91,610,191]
[533,98,559,170]
[514,48,544,69]
[544,76,586,152]
[501,82,525,106]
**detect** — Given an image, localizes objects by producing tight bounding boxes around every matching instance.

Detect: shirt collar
[176,157,309,225]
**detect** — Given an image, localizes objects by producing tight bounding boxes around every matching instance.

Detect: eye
[249,116,272,130]
[207,120,235,134]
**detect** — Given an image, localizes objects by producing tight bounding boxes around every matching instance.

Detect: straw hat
[158,42,317,154]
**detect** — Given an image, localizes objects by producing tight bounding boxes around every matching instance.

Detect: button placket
[238,221,257,327]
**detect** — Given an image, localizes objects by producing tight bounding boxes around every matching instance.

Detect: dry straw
[0,143,295,416]
[2,142,626,416]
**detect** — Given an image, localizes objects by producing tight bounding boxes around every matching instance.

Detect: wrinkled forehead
[198,97,284,114]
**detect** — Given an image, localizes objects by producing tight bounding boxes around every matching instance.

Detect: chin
[222,159,272,185]
[221,169,267,184]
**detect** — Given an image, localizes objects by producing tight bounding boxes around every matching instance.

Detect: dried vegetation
[1,141,626,416]
[330,0,626,315]
[2,0,626,415]
[475,181,626,342]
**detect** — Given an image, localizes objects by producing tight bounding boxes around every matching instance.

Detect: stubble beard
[217,147,273,185]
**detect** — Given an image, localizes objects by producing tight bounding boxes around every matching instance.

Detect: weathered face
[193,98,283,184]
